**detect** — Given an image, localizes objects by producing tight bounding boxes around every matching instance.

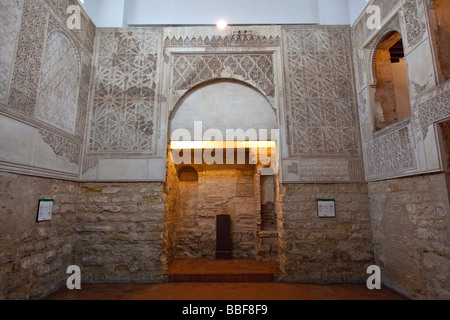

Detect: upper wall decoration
[87,29,162,155]
[351,0,445,181]
[0,0,95,177]
[0,0,22,106]
[364,120,416,179]
[44,0,95,53]
[353,0,402,50]
[412,81,450,142]
[172,53,275,98]
[35,29,80,134]
[402,0,427,49]
[0,0,95,179]
[164,31,280,47]
[283,26,360,156]
[281,25,364,183]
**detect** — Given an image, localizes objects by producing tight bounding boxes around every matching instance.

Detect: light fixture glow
[217,20,228,29]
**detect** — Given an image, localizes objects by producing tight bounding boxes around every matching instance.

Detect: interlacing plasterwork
[8,0,47,115]
[283,26,359,156]
[38,129,81,165]
[82,156,99,174]
[44,0,95,53]
[402,0,427,48]
[35,28,80,134]
[365,124,416,178]
[413,81,450,141]
[352,0,401,49]
[172,54,275,98]
[88,29,162,154]
[0,0,22,105]
[0,0,95,172]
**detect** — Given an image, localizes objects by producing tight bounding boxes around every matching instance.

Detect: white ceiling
[80,0,371,28]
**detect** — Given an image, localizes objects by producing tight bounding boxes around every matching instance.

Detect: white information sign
[37,200,53,222]
[317,200,336,218]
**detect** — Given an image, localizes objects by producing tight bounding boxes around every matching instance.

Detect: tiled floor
[45,283,405,300]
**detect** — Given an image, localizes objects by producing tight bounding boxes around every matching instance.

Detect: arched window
[373,32,411,131]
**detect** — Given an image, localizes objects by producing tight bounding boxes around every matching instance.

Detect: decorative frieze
[164,32,280,47]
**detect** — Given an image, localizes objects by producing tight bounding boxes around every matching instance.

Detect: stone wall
[0,172,166,299]
[0,172,79,299]
[368,173,450,299]
[277,183,374,283]
[73,182,166,283]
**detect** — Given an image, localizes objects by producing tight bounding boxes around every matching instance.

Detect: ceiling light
[217,20,228,29]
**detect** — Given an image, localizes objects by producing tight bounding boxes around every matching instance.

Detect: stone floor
[45,283,405,300]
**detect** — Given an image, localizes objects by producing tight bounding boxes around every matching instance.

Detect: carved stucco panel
[365,122,416,179]
[38,129,81,165]
[402,0,427,49]
[8,0,47,115]
[171,53,275,99]
[0,0,22,105]
[35,29,80,134]
[353,0,402,49]
[88,29,162,154]
[283,26,360,156]
[412,81,450,141]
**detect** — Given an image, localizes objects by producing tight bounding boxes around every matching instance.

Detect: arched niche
[35,31,81,134]
[177,166,199,182]
[370,31,411,131]
[169,80,277,142]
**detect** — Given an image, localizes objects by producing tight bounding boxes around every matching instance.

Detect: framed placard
[317,199,335,218]
[37,199,53,222]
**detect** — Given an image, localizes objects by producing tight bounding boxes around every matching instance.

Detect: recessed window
[373,32,411,131]
[260,174,276,231]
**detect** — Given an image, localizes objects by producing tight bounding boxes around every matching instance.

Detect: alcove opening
[373,32,411,131]
[165,80,279,262]
[260,174,276,232]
